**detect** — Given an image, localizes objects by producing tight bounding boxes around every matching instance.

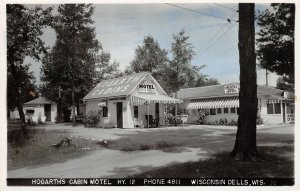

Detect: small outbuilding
[83,72,182,128]
[23,97,57,122]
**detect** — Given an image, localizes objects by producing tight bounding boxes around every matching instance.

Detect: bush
[224,118,228,125]
[219,118,225,125]
[166,115,182,125]
[256,112,264,125]
[83,110,100,127]
[38,113,42,124]
[194,109,206,125]
[228,119,237,126]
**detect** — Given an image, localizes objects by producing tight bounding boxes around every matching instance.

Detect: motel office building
[83,72,182,128]
[177,83,295,124]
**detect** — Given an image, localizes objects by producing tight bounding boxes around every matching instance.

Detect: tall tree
[170,29,204,125]
[95,51,124,82]
[7,64,38,111]
[41,4,102,126]
[256,3,295,91]
[128,35,171,92]
[231,4,260,161]
[7,4,52,131]
[276,76,293,91]
[195,77,220,87]
[130,35,168,73]
[170,29,204,92]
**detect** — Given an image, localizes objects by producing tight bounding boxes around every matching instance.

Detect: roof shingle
[24,97,56,105]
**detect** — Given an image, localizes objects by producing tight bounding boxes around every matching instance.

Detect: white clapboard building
[83,72,182,128]
[177,83,295,124]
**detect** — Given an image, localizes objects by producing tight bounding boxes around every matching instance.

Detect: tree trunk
[72,85,76,127]
[10,62,27,133]
[77,99,80,117]
[230,3,262,161]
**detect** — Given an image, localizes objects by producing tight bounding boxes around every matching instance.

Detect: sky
[25,3,279,87]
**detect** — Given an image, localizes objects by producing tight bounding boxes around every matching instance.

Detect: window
[267,103,281,114]
[267,104,273,114]
[210,108,216,115]
[103,106,108,117]
[230,107,236,113]
[134,106,138,118]
[224,107,228,114]
[274,103,281,114]
[217,108,222,114]
[26,110,34,114]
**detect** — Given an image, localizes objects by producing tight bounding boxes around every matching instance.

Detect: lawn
[7,124,294,178]
[100,128,237,152]
[7,127,100,170]
[100,126,294,178]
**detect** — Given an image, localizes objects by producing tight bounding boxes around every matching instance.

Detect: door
[44,104,51,121]
[155,103,159,127]
[116,102,123,128]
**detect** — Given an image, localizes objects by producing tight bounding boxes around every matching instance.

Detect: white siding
[187,108,238,124]
[85,99,100,114]
[9,109,20,119]
[51,104,57,122]
[259,97,283,124]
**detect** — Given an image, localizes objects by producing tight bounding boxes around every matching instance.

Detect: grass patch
[97,138,175,152]
[99,128,235,152]
[7,128,99,170]
[131,146,294,178]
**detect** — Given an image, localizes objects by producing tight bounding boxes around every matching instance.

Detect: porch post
[147,102,149,128]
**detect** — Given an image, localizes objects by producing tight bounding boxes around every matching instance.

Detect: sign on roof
[224,83,239,94]
[138,80,156,94]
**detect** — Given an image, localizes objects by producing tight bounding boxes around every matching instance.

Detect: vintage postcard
[1,0,299,190]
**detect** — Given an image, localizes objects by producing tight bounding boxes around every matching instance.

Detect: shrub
[194,109,206,125]
[38,113,42,124]
[224,118,228,126]
[166,115,182,125]
[83,110,100,127]
[256,112,264,125]
[229,119,237,126]
[219,118,225,125]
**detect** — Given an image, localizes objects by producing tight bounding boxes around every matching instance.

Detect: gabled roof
[24,97,56,105]
[177,83,283,99]
[83,72,166,100]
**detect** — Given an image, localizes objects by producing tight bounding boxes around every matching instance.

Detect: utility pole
[265,68,268,86]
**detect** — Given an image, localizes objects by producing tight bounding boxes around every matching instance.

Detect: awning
[266,95,283,104]
[187,97,239,109]
[129,94,182,106]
